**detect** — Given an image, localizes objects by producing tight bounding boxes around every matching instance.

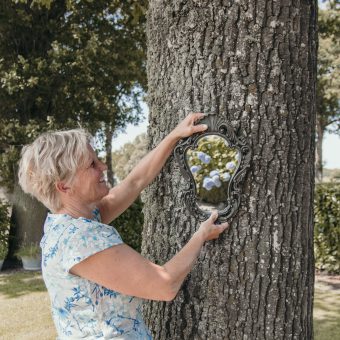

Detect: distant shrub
[0,200,11,259]
[110,197,143,252]
[314,183,340,274]
[15,242,41,259]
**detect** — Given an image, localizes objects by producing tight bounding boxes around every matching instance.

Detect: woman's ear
[55,181,70,194]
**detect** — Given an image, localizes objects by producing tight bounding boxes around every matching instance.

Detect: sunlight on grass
[0,270,56,340]
[0,270,46,298]
[314,281,340,340]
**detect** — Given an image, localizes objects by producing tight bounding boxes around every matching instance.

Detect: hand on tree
[196,210,229,242]
[171,112,208,139]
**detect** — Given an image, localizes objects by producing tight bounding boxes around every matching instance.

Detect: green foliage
[314,183,340,274]
[0,200,11,257]
[0,117,76,190]
[110,196,143,252]
[0,200,11,259]
[111,133,148,181]
[0,0,146,124]
[317,6,340,135]
[15,242,41,258]
[0,0,147,190]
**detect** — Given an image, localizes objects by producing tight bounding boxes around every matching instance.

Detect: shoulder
[60,216,122,245]
[42,214,123,273]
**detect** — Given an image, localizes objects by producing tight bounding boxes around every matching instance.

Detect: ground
[0,270,56,340]
[314,274,340,340]
[0,270,339,340]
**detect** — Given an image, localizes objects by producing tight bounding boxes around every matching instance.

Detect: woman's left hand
[171,112,208,140]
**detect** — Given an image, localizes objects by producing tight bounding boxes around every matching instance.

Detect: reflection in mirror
[185,135,240,213]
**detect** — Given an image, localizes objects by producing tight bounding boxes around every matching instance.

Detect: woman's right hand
[196,211,229,242]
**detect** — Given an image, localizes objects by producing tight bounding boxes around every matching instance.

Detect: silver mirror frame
[174,113,251,222]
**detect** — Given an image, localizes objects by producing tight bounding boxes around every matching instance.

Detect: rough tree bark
[105,125,115,187]
[315,118,323,182]
[141,1,317,339]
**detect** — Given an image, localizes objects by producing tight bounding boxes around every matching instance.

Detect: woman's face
[70,145,109,205]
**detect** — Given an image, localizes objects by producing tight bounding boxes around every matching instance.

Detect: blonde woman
[18,113,229,339]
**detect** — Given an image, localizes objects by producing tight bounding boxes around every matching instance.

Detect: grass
[0,270,339,340]
[0,270,56,340]
[0,270,46,298]
[313,278,340,340]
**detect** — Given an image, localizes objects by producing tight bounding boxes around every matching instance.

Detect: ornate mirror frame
[174,113,251,222]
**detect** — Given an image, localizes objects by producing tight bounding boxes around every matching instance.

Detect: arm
[98,113,207,224]
[70,212,228,301]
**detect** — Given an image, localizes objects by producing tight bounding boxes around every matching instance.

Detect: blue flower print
[68,224,79,234]
[41,212,152,339]
[64,297,76,312]
[103,287,119,298]
[57,307,69,319]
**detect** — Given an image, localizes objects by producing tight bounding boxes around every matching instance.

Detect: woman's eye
[90,161,95,168]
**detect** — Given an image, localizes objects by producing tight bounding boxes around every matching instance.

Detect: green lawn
[0,270,56,340]
[0,270,339,340]
[314,277,340,340]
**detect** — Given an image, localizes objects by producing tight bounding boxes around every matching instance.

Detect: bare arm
[70,212,228,301]
[98,113,207,224]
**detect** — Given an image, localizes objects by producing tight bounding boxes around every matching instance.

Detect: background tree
[111,133,148,182]
[142,1,317,339]
[316,3,340,181]
[0,0,147,264]
[0,0,147,185]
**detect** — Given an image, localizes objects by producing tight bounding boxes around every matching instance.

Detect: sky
[112,103,340,169]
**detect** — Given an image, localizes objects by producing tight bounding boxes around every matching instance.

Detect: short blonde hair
[18,129,92,212]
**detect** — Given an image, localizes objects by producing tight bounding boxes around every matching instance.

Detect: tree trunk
[105,125,115,187]
[315,117,323,182]
[4,183,47,269]
[142,1,317,339]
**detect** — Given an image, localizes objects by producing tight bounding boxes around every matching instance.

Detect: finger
[191,112,205,121]
[221,222,229,229]
[193,124,208,133]
[209,210,219,222]
[218,223,229,232]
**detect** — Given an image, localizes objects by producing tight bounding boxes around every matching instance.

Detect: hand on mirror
[171,112,208,140]
[195,210,229,242]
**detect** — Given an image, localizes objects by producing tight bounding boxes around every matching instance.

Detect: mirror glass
[185,135,240,212]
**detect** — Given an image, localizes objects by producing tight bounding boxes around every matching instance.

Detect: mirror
[186,135,240,213]
[174,113,251,222]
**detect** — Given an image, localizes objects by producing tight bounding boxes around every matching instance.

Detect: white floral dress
[40,209,152,339]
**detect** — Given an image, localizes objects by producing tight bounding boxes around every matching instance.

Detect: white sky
[112,103,340,169]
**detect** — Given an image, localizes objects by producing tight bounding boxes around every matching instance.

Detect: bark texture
[315,117,323,182]
[142,1,317,339]
[105,125,115,187]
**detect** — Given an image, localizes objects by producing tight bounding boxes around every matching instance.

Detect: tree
[0,0,147,184]
[0,118,59,268]
[142,1,317,339]
[316,4,340,181]
[111,133,148,181]
[0,0,147,264]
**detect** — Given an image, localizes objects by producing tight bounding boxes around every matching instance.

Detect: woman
[18,112,229,339]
